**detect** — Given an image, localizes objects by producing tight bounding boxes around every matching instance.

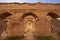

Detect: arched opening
[0,12,12,38]
[47,12,60,35]
[21,13,38,40]
[0,12,12,30]
[21,13,38,32]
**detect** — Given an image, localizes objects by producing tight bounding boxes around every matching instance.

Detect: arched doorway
[0,12,12,38]
[47,12,60,36]
[21,13,38,32]
[21,13,38,40]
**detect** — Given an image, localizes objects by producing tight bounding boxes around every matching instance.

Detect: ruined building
[0,3,60,38]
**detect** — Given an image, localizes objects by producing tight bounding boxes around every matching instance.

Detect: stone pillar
[6,19,24,37]
[0,19,4,36]
[35,18,52,37]
[35,20,40,37]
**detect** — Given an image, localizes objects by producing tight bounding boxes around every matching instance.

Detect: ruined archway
[0,12,12,38]
[21,12,38,40]
[0,12,12,31]
[47,12,60,33]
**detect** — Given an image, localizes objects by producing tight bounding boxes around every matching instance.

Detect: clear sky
[0,0,60,3]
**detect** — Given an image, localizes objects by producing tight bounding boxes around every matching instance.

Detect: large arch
[0,12,12,38]
[21,12,39,38]
[47,12,60,34]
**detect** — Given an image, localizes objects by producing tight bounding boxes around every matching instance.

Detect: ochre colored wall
[0,3,60,37]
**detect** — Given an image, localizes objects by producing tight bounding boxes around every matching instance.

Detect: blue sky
[0,0,60,3]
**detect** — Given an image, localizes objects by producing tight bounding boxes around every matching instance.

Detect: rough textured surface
[0,3,60,37]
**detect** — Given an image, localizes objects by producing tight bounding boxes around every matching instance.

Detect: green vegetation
[36,36,55,40]
[3,36,24,40]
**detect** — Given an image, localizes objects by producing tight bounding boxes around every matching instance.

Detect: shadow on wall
[47,12,60,19]
[0,12,12,20]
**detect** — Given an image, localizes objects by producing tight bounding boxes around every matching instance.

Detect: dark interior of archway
[47,12,60,19]
[21,13,38,20]
[0,12,12,20]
